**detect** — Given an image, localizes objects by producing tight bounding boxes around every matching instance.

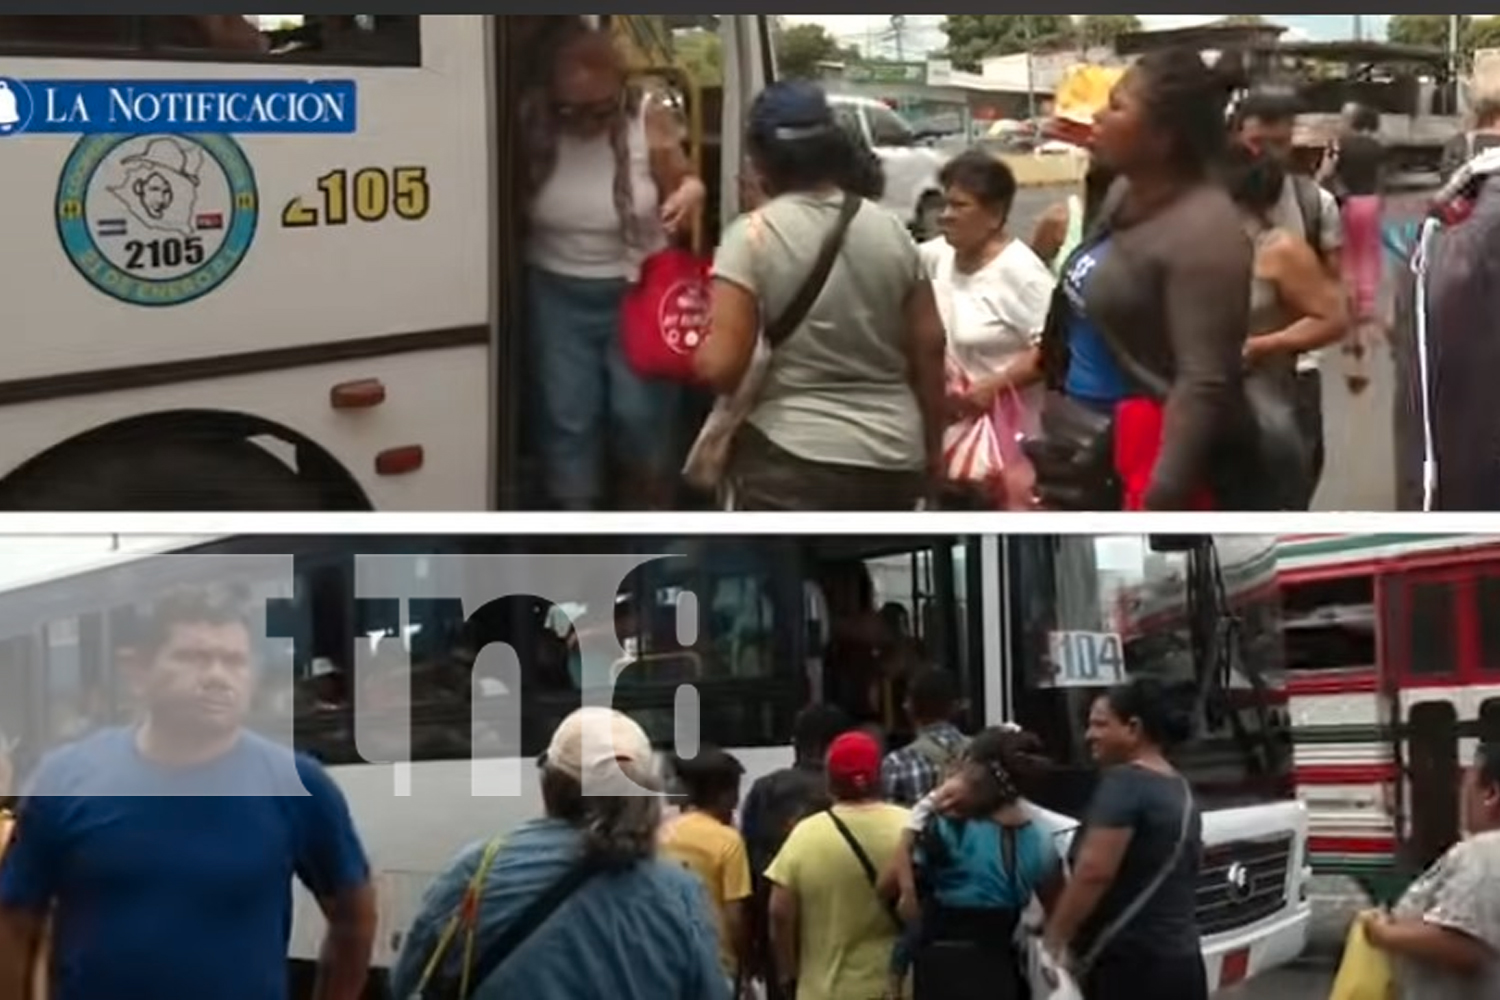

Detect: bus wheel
[0,435,343,511]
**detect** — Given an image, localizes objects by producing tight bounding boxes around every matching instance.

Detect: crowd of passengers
[501,18,1396,513]
[3,591,1499,1000]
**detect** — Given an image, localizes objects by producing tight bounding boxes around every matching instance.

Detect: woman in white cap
[391,707,730,1000]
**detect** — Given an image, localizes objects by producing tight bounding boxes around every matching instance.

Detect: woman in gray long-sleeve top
[1033,48,1260,512]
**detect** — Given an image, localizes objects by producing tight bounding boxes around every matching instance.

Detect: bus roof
[0,535,216,597]
[0,534,237,638]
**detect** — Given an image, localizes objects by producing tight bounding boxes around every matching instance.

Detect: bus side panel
[0,16,490,382]
[0,344,490,511]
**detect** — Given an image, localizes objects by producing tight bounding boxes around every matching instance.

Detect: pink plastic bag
[942,359,1039,511]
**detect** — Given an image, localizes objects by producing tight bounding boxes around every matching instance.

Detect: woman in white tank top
[521,20,705,511]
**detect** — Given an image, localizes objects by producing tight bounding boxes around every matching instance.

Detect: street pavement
[1007,185,1427,512]
[1222,963,1334,999]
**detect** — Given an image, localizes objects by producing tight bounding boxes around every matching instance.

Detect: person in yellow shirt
[659,746,754,992]
[766,730,910,1000]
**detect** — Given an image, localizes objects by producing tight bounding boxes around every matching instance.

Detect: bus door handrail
[631,64,705,254]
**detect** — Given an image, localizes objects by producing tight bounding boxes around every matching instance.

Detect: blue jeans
[526,266,682,510]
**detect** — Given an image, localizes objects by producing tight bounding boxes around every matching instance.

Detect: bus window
[1010,536,1291,814]
[1406,581,1457,678]
[0,15,420,65]
[1282,576,1376,671]
[0,635,37,777]
[1477,574,1500,674]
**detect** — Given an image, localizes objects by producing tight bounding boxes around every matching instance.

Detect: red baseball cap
[826,731,882,791]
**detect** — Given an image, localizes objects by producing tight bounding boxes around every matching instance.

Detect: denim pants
[526,266,682,510]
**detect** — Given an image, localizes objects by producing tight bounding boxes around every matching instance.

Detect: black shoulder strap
[425,859,604,1000]
[824,808,903,930]
[764,194,862,349]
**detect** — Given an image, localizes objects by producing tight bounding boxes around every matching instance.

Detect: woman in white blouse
[921,150,1057,510]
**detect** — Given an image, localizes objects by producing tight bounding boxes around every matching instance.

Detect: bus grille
[1196,833,1293,937]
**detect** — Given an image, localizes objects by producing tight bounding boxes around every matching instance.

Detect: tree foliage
[941,15,1073,71]
[673,29,723,85]
[1387,14,1458,50]
[1218,14,1271,27]
[1075,14,1143,49]
[774,21,861,79]
[1386,14,1500,65]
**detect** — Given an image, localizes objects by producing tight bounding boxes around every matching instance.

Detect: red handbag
[620,247,712,383]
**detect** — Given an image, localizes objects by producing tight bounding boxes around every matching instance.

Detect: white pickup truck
[829,93,949,239]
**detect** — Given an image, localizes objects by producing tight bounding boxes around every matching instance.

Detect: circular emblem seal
[656,277,710,356]
[55,133,258,307]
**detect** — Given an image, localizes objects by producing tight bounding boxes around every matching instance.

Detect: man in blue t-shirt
[0,588,376,1000]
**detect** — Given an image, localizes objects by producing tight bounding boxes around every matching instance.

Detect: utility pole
[891,14,905,63]
[1023,16,1037,121]
[1352,15,1363,41]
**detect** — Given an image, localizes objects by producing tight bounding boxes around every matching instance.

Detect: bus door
[803,539,976,743]
[1386,569,1464,868]
[491,15,769,509]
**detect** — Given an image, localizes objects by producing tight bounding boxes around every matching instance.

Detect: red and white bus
[1278,533,1500,902]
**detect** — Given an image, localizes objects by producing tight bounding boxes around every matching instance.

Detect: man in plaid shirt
[880,669,969,807]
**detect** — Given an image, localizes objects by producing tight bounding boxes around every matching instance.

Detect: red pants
[1115,398,1215,511]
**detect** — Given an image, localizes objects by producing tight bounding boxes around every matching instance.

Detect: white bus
[0,15,771,511]
[0,532,1311,996]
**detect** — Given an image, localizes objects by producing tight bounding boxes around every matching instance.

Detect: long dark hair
[1132,46,1243,178]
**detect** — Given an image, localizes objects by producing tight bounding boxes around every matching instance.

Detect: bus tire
[0,435,341,511]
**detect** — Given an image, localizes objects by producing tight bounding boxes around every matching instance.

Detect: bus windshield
[1008,535,1292,816]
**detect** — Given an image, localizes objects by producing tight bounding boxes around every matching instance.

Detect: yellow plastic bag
[1329,920,1396,1000]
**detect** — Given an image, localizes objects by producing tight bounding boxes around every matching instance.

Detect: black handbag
[1026,392,1123,512]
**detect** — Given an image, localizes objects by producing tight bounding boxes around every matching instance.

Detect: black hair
[672,745,746,809]
[1132,46,1242,177]
[840,128,888,201]
[1220,140,1287,220]
[957,727,1038,813]
[1082,161,1119,229]
[793,703,853,762]
[1101,677,1195,749]
[1348,103,1380,134]
[1233,86,1302,130]
[1477,743,1500,790]
[136,586,252,655]
[907,668,960,723]
[938,149,1018,221]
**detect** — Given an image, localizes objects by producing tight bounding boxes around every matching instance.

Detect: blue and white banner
[0,78,357,136]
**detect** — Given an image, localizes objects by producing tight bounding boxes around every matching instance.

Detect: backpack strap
[909,732,966,773]
[415,836,507,1000]
[763,194,861,350]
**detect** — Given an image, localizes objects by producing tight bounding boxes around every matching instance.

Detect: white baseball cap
[541,707,656,787]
